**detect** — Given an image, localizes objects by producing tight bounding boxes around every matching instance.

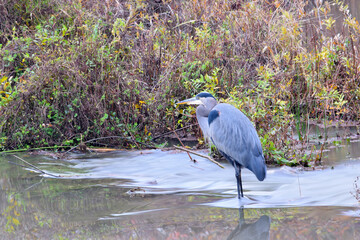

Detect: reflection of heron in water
[227,208,271,240]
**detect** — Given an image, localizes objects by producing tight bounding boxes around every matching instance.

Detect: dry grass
[1,0,360,164]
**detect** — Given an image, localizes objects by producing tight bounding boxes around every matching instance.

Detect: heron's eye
[196,96,200,100]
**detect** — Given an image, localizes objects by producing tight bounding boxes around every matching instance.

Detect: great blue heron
[177,92,266,198]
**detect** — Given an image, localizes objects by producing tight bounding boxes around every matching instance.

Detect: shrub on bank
[0,0,359,165]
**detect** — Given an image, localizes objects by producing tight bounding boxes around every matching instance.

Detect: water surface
[1,140,360,239]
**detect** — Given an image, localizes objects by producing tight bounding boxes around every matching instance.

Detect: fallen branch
[8,161,29,169]
[12,155,60,178]
[174,146,225,169]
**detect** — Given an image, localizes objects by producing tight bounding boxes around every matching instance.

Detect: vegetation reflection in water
[0,145,360,239]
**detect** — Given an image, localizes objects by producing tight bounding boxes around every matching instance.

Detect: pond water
[1,139,360,239]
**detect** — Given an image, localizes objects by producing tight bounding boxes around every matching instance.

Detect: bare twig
[173,19,196,29]
[124,126,141,149]
[174,146,225,169]
[172,113,194,162]
[12,155,60,178]
[8,161,29,169]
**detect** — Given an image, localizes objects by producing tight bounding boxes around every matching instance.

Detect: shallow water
[1,140,360,239]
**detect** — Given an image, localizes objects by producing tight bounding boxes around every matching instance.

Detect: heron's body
[178,92,266,198]
[209,103,266,182]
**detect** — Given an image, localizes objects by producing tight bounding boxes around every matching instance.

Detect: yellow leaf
[12,217,20,226]
[14,210,20,216]
[0,76,8,83]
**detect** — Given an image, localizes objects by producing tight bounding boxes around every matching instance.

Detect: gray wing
[208,103,266,181]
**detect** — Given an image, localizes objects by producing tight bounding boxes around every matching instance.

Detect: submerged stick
[174,146,225,169]
[12,155,60,178]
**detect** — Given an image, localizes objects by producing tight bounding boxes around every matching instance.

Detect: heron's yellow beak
[176,97,202,105]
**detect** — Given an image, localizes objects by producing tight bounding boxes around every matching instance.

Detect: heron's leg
[235,168,244,198]
[219,151,244,198]
[239,169,244,198]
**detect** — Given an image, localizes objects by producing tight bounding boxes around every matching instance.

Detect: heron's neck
[196,105,210,117]
[196,100,217,117]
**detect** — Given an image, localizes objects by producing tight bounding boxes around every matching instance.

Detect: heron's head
[177,92,217,108]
